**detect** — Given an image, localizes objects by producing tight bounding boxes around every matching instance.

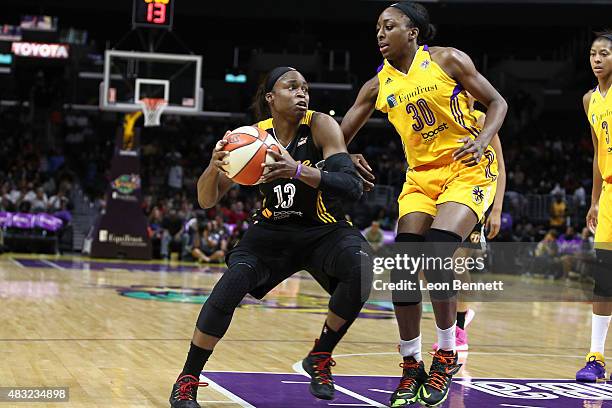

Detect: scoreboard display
[132,0,174,30]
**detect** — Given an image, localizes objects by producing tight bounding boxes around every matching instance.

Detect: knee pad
[329,246,371,320]
[390,233,425,305]
[423,228,462,300]
[593,249,612,298]
[196,262,260,338]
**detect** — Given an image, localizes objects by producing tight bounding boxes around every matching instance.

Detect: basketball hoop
[138,98,168,127]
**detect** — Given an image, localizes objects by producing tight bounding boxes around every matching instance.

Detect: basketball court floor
[1,253,611,407]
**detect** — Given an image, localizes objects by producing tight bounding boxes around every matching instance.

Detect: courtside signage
[11,42,69,59]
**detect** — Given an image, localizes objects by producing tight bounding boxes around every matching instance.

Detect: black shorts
[226,220,368,299]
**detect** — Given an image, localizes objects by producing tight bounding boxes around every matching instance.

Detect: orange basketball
[221,126,281,185]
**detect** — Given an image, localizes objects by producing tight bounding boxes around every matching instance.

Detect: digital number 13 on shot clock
[133,0,174,30]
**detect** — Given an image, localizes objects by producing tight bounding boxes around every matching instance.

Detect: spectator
[556,226,582,280]
[161,209,186,260]
[533,230,559,278]
[30,187,48,213]
[549,194,566,231]
[363,221,384,254]
[190,221,227,263]
[167,152,183,195]
[228,202,248,224]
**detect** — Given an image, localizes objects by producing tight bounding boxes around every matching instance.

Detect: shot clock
[132,0,174,30]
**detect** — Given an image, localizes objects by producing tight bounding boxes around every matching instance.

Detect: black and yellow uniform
[225,110,369,300]
[588,87,612,248]
[375,45,498,220]
[255,110,344,226]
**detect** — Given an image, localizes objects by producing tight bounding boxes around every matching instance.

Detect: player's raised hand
[453,137,485,166]
[210,131,230,175]
[350,153,375,191]
[259,146,299,183]
[587,203,599,234]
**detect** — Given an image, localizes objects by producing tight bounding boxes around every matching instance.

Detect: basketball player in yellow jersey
[341,2,507,406]
[575,31,612,383]
[431,90,507,352]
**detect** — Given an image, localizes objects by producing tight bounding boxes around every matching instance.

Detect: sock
[312,322,344,353]
[590,314,612,355]
[181,342,213,379]
[436,323,457,352]
[399,335,422,362]
[456,311,467,330]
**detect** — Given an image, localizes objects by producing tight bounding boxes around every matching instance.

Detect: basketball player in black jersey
[169,67,373,408]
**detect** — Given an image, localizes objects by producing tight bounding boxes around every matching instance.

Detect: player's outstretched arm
[197,136,235,209]
[340,75,379,146]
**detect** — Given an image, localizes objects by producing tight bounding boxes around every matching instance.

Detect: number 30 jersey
[253,110,346,227]
[375,45,482,169]
[588,87,612,183]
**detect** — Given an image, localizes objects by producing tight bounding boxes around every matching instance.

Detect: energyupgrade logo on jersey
[387,94,398,109]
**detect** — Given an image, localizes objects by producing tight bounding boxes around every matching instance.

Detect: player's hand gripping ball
[221,126,281,185]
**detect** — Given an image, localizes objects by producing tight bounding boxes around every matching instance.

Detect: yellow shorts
[595,182,612,250]
[398,147,498,221]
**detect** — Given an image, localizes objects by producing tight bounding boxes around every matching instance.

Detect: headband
[265,66,296,93]
[598,33,612,43]
[390,2,426,33]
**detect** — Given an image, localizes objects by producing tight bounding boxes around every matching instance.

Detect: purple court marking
[14,257,225,274]
[203,372,612,407]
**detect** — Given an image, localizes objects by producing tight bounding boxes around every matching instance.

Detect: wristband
[292,162,303,179]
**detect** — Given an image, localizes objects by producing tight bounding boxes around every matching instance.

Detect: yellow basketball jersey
[588,87,612,182]
[375,45,482,169]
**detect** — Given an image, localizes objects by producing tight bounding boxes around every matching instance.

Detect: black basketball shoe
[302,351,336,400]
[169,374,208,408]
[390,356,427,407]
[418,350,461,407]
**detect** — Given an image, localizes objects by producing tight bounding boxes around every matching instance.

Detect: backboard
[99,50,202,115]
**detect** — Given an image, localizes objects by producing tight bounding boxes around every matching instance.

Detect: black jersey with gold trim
[254,110,346,226]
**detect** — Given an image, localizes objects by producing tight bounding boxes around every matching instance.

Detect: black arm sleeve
[319,152,363,201]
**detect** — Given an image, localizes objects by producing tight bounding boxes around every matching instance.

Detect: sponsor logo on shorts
[472,186,485,205]
[421,122,449,143]
[273,210,303,220]
[470,231,481,243]
[387,94,398,109]
[262,208,272,218]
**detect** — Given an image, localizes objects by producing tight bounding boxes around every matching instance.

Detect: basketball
[221,126,281,185]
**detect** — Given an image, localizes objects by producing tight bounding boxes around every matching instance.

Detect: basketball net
[138,98,168,127]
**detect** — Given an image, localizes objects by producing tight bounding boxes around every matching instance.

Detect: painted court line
[333,351,583,359]
[281,380,310,384]
[292,361,386,407]
[200,374,255,408]
[40,259,65,270]
[500,404,545,408]
[8,257,25,268]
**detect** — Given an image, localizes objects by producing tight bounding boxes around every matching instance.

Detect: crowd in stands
[0,65,599,264]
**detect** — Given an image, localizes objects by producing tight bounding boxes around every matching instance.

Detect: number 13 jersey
[254,110,346,227]
[375,45,481,169]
